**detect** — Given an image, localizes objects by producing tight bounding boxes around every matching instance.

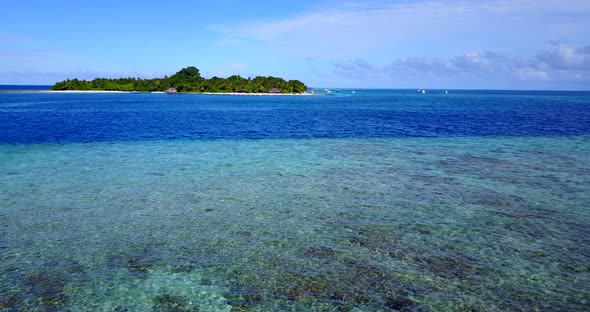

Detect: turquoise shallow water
[1,136,589,311]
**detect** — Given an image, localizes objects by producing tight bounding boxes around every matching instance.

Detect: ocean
[1,89,589,311]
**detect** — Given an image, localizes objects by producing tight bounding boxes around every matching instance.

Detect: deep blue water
[1,89,590,311]
[1,90,589,143]
[0,85,51,91]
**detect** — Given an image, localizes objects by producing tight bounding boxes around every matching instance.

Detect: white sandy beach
[200,92,319,96]
[42,90,135,94]
[42,90,320,96]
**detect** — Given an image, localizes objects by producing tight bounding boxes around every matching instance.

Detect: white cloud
[332,58,380,78]
[332,44,588,88]
[538,44,590,70]
[209,0,590,61]
[206,0,590,89]
[514,68,550,81]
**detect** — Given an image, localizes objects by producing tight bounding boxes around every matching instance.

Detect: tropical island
[51,66,308,94]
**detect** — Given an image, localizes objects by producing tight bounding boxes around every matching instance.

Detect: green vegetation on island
[51,66,308,94]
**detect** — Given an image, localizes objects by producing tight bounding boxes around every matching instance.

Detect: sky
[1,0,589,89]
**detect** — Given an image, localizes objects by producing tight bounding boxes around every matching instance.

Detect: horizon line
[2,84,590,92]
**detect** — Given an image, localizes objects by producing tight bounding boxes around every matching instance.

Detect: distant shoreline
[200,92,319,96]
[41,90,135,94]
[40,90,321,96]
[49,66,309,94]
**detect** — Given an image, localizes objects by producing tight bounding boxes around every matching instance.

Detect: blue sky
[1,0,589,89]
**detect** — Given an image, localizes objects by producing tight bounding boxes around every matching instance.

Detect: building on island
[269,87,281,94]
[165,88,178,94]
